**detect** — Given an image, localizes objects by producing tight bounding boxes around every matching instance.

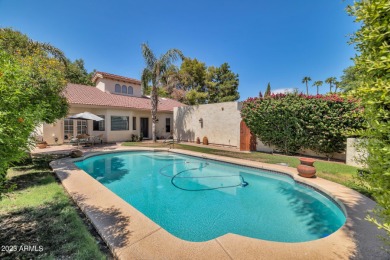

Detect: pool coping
[50,147,387,259]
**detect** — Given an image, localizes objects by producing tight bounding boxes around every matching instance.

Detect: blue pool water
[75,151,346,242]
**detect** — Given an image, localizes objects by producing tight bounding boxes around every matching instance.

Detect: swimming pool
[75,151,346,243]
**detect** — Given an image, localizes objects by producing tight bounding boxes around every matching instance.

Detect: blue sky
[0,0,358,100]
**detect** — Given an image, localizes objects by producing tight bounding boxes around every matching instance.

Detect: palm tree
[325,77,337,93]
[312,80,323,95]
[334,80,340,93]
[140,43,184,142]
[302,76,312,95]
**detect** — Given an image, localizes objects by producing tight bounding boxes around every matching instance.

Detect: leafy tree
[347,0,390,243]
[176,58,209,105]
[302,76,311,95]
[206,63,240,103]
[65,58,95,86]
[325,77,337,93]
[339,66,361,92]
[179,58,207,92]
[264,82,271,97]
[184,89,208,105]
[0,28,69,197]
[140,43,184,142]
[312,80,323,95]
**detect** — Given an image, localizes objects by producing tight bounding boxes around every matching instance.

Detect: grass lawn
[123,142,370,196]
[0,165,109,259]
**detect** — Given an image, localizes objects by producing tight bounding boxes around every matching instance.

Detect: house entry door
[140,118,149,138]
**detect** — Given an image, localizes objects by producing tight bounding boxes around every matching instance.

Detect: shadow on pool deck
[71,193,133,250]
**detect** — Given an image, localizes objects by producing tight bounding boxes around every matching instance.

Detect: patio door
[64,119,87,141]
[140,118,149,138]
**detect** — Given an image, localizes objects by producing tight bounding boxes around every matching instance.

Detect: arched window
[115,84,121,93]
[122,85,127,94]
[128,86,133,95]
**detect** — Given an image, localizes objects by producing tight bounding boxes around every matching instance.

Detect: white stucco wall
[346,138,367,167]
[95,78,142,97]
[42,105,173,144]
[174,102,242,147]
[256,138,346,161]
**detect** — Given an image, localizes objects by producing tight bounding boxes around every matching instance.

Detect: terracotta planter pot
[297,165,316,178]
[203,136,208,145]
[299,157,315,166]
[37,143,47,149]
[196,137,200,144]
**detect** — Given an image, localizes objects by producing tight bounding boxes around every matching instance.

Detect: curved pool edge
[50,146,386,259]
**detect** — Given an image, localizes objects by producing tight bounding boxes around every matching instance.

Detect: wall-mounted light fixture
[199,118,203,128]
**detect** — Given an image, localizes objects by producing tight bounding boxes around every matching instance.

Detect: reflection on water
[75,151,346,242]
[89,157,129,184]
[278,182,344,238]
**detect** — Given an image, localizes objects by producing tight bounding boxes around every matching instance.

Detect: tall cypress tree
[264,82,271,97]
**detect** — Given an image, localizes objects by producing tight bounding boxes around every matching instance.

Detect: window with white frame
[77,120,87,135]
[128,86,133,95]
[64,119,74,140]
[166,118,171,133]
[122,85,127,94]
[115,84,121,93]
[93,115,105,131]
[132,116,136,130]
[111,116,129,131]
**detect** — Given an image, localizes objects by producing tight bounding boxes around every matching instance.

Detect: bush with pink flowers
[241,93,364,158]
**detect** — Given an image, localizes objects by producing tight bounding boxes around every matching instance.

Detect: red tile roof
[92,71,141,85]
[64,84,184,112]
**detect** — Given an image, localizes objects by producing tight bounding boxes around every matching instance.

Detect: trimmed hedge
[241,93,364,157]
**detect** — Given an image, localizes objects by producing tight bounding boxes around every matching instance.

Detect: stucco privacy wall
[346,138,367,167]
[42,105,172,144]
[174,102,242,147]
[256,139,347,161]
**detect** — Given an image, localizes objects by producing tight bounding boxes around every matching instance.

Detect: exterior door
[64,119,87,141]
[140,118,149,138]
[240,120,256,151]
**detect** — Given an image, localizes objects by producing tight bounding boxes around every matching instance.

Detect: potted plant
[196,137,200,144]
[203,136,209,145]
[35,136,48,149]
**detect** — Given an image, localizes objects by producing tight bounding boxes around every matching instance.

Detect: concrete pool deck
[49,146,388,259]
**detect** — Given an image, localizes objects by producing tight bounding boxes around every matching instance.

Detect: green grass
[123,142,369,195]
[0,165,108,259]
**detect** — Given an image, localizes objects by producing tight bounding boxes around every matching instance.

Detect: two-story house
[40,71,184,144]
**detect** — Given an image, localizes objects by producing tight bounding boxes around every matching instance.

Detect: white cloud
[271,88,296,94]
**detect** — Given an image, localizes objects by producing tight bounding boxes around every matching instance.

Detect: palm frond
[141,68,152,92]
[141,43,157,70]
[35,42,68,66]
[160,49,184,71]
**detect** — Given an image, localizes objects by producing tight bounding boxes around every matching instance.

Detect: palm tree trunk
[151,85,158,142]
[317,86,319,95]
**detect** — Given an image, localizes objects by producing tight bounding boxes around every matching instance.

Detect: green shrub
[0,29,69,198]
[241,93,364,158]
[346,0,390,244]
